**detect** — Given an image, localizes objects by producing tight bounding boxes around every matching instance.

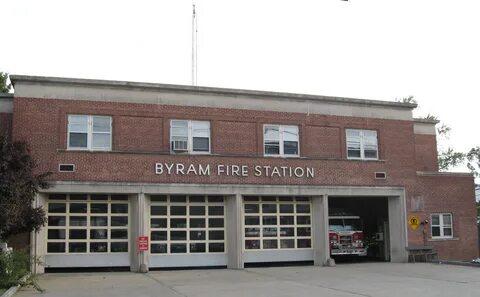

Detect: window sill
[263,154,301,158]
[427,237,458,242]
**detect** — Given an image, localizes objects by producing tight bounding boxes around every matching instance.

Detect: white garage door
[149,195,227,268]
[45,193,130,268]
[243,196,314,263]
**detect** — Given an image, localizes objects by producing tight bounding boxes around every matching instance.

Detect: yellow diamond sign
[408,215,420,231]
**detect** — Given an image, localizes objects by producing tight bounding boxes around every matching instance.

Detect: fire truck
[329,215,367,256]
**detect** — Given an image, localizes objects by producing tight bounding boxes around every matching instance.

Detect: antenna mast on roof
[191,2,198,86]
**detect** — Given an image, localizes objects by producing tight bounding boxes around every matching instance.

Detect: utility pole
[191,2,198,86]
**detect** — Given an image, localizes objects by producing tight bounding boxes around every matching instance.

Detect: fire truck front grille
[340,235,352,245]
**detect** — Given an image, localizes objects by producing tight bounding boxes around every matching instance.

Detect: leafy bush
[0,250,29,288]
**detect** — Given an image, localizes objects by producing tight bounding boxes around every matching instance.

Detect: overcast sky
[1,0,479,174]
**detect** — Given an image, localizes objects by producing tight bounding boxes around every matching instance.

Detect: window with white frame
[431,213,453,238]
[264,125,299,157]
[170,120,210,153]
[68,115,112,150]
[346,129,378,160]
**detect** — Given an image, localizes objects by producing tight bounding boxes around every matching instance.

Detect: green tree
[0,72,12,93]
[466,147,480,178]
[0,136,50,243]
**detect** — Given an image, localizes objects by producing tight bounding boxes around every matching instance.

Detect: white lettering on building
[156,162,314,178]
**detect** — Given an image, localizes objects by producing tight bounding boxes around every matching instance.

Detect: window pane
[262,216,277,225]
[151,195,167,202]
[297,227,311,237]
[283,141,298,155]
[90,229,107,239]
[69,229,87,239]
[245,240,260,249]
[208,206,224,216]
[171,206,186,216]
[111,216,128,227]
[111,242,128,252]
[190,206,205,215]
[49,194,67,200]
[192,121,210,137]
[280,239,295,249]
[151,243,167,254]
[263,240,278,249]
[265,142,280,155]
[283,126,298,141]
[347,149,361,158]
[297,239,311,248]
[443,214,452,225]
[245,227,260,237]
[209,230,224,240]
[170,231,187,240]
[92,133,111,149]
[208,196,224,203]
[280,227,294,237]
[92,117,110,133]
[91,194,108,200]
[296,204,310,213]
[432,226,441,237]
[297,216,311,225]
[245,216,260,225]
[151,218,167,228]
[151,206,167,216]
[280,216,294,225]
[190,218,206,228]
[151,231,167,241]
[431,215,440,225]
[364,149,378,159]
[245,204,259,213]
[264,126,279,140]
[90,242,108,253]
[48,203,66,213]
[209,243,224,253]
[70,194,87,200]
[90,203,108,214]
[170,195,187,203]
[190,230,206,240]
[47,242,65,253]
[48,229,65,239]
[171,243,187,253]
[69,243,86,253]
[262,204,277,213]
[192,138,209,151]
[69,133,88,148]
[209,218,224,228]
[171,121,188,137]
[111,204,128,214]
[263,227,277,237]
[111,194,128,201]
[70,216,87,226]
[91,216,108,226]
[69,115,88,131]
[443,227,452,237]
[70,203,87,213]
[190,243,206,253]
[189,195,205,202]
[170,218,187,228]
[111,229,128,239]
[48,216,66,226]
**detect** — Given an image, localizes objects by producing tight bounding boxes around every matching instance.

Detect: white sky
[1,0,479,176]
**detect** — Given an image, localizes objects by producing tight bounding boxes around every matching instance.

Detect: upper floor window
[68,115,112,151]
[264,125,299,157]
[346,129,378,160]
[431,213,453,239]
[170,120,210,153]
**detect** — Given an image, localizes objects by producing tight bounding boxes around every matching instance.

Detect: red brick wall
[414,134,439,171]
[12,97,417,186]
[407,175,478,260]
[0,112,12,140]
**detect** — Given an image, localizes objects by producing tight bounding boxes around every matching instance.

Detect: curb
[437,261,480,268]
[0,285,20,297]
[0,274,31,297]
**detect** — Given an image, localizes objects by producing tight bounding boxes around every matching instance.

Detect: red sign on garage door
[138,236,149,252]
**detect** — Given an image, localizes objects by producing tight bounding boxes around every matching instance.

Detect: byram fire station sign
[155,162,315,178]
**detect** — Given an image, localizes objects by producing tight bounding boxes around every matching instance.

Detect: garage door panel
[244,250,314,263]
[45,254,130,268]
[149,195,226,267]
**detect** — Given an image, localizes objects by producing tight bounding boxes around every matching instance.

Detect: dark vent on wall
[59,164,75,172]
[375,172,386,179]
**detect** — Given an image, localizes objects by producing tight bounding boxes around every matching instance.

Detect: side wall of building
[414,134,439,172]
[0,112,12,139]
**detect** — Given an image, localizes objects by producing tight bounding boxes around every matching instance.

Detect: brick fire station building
[0,75,477,273]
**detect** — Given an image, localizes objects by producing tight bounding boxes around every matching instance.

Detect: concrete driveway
[15,263,480,297]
